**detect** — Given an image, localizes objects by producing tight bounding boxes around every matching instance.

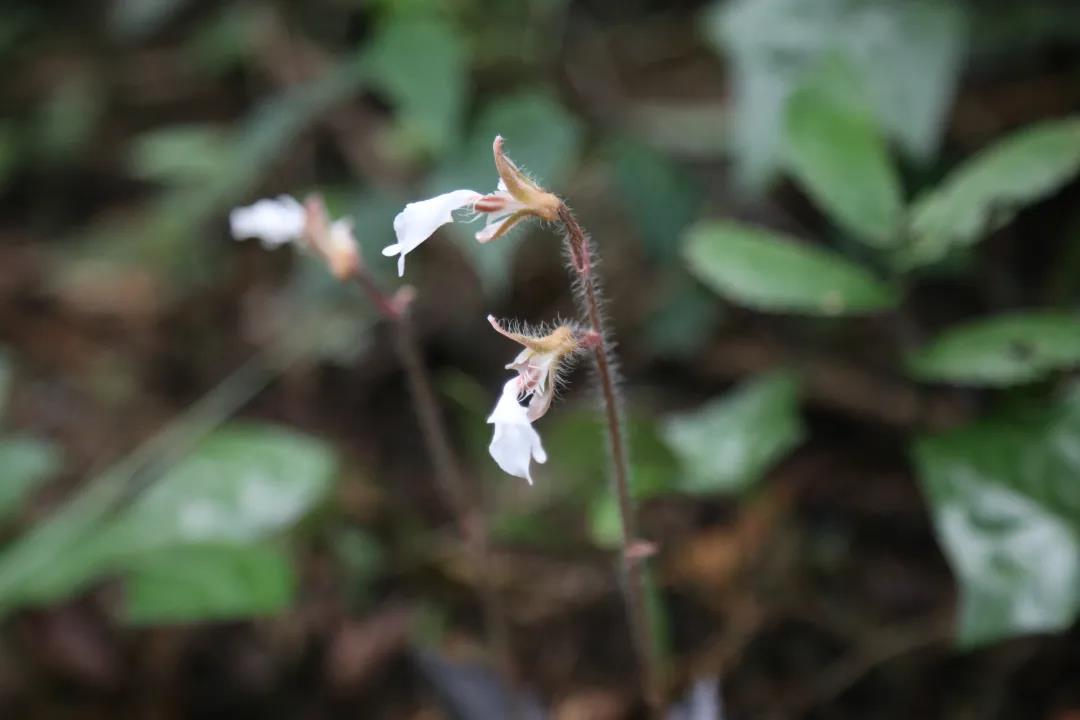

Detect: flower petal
[390,189,481,276]
[475,209,531,244]
[487,379,546,483]
[230,195,305,248]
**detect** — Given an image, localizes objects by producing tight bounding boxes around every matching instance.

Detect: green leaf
[684,221,898,315]
[706,0,966,186]
[607,139,702,263]
[109,423,336,551]
[427,91,584,292]
[909,312,1080,386]
[903,118,1080,268]
[660,372,804,495]
[0,437,63,523]
[128,125,232,185]
[363,16,468,154]
[123,543,294,624]
[914,389,1080,647]
[783,59,903,247]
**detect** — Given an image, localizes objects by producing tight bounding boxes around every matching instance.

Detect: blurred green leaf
[903,117,1080,268]
[109,424,336,550]
[660,372,804,495]
[428,91,584,292]
[783,59,903,247]
[608,139,702,263]
[128,125,231,184]
[123,543,294,624]
[0,437,62,523]
[908,312,1080,386]
[364,16,468,154]
[684,221,898,315]
[914,389,1080,647]
[707,0,966,186]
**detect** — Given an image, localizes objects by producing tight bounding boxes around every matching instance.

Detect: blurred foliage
[684,221,898,315]
[903,118,1080,268]
[781,58,903,248]
[660,372,804,495]
[915,386,1080,647]
[707,0,966,186]
[909,312,1080,386]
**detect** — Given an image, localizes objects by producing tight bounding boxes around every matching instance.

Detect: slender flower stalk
[557,202,663,714]
[383,135,664,711]
[230,194,515,685]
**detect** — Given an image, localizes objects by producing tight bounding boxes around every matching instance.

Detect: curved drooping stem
[557,204,663,713]
[353,270,515,687]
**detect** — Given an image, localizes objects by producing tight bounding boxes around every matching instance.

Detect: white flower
[487,378,547,484]
[381,189,481,277]
[485,317,580,482]
[229,195,306,248]
[229,194,362,280]
[381,136,561,277]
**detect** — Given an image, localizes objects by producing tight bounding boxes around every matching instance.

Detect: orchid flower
[382,136,561,277]
[229,194,361,280]
[486,316,580,483]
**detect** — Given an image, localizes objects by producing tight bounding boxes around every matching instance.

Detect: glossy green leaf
[903,118,1080,267]
[909,312,1080,386]
[428,91,584,292]
[783,60,903,247]
[684,221,898,315]
[660,372,804,495]
[363,16,468,154]
[914,389,1080,646]
[0,437,62,523]
[706,0,966,186]
[109,423,336,551]
[124,543,294,624]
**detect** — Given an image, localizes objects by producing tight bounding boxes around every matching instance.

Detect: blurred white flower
[229,194,361,281]
[229,195,306,248]
[487,378,547,484]
[381,136,561,277]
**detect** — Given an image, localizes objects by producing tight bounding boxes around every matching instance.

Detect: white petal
[390,189,480,275]
[230,195,305,248]
[487,379,546,483]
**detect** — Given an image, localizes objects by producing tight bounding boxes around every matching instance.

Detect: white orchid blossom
[485,316,580,483]
[381,136,561,277]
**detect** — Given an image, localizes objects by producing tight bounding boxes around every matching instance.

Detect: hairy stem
[557,204,663,713]
[354,271,515,688]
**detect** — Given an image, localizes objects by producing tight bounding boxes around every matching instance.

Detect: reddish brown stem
[353,269,515,689]
[557,204,663,714]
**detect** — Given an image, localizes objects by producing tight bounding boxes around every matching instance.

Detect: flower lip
[487,377,547,483]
